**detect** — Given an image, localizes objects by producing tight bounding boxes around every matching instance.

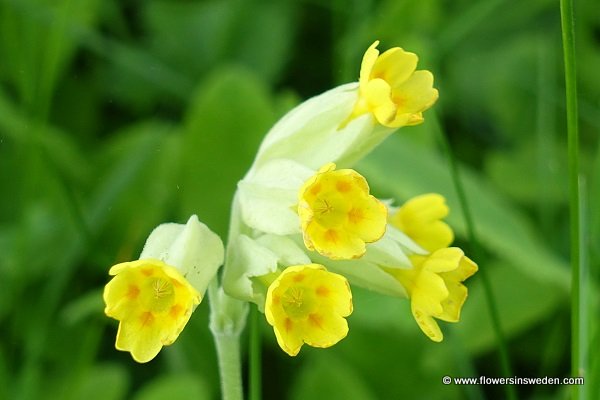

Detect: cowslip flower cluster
[224,40,476,355]
[104,40,476,362]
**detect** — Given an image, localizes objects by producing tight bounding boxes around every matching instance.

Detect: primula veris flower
[104,215,224,362]
[265,264,353,356]
[104,259,200,362]
[298,163,387,260]
[347,40,438,128]
[389,248,478,342]
[390,193,454,252]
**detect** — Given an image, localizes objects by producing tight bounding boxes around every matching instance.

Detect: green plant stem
[249,305,262,400]
[559,0,582,389]
[209,279,247,400]
[213,332,244,400]
[577,178,588,400]
[436,122,516,400]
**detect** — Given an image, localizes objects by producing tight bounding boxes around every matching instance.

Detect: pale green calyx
[140,214,225,295]
[238,159,313,235]
[248,83,396,173]
[223,233,311,311]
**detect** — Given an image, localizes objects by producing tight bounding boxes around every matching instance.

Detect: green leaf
[290,354,377,400]
[143,0,295,84]
[72,364,129,400]
[485,140,566,205]
[0,0,102,108]
[61,288,104,326]
[133,374,210,400]
[358,133,570,292]
[90,120,182,261]
[180,67,276,237]
[456,261,566,354]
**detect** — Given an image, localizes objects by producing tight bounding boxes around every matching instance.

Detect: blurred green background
[1,0,598,399]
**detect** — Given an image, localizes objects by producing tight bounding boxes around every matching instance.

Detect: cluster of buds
[103,41,477,361]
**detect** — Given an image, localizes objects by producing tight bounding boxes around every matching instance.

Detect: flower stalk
[559,0,582,395]
[209,280,248,400]
[249,304,262,400]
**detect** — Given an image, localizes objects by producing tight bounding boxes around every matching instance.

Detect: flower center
[143,277,175,312]
[281,286,315,319]
[312,193,349,227]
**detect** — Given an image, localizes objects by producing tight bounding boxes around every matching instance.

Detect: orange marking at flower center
[308,313,323,329]
[348,208,364,224]
[336,180,351,193]
[272,295,280,305]
[324,229,338,243]
[140,312,154,327]
[169,304,183,319]
[316,285,330,297]
[285,318,293,332]
[392,93,406,107]
[127,284,140,300]
[310,183,322,196]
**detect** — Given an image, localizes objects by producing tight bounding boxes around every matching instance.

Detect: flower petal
[392,70,439,115]
[115,312,168,363]
[412,270,448,316]
[437,281,468,322]
[422,248,464,274]
[391,193,454,252]
[359,41,380,88]
[345,196,387,243]
[411,304,443,342]
[304,222,366,259]
[372,47,418,87]
[303,309,349,349]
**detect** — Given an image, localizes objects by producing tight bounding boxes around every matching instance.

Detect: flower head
[104,259,200,362]
[298,163,387,260]
[104,215,224,362]
[389,248,478,342]
[390,193,454,252]
[348,41,438,128]
[265,264,353,356]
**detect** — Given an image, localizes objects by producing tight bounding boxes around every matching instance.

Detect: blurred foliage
[0,0,598,399]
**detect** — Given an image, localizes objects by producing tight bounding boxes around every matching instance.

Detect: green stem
[208,280,248,400]
[577,178,588,400]
[435,121,516,400]
[559,0,582,388]
[249,305,262,400]
[213,332,244,400]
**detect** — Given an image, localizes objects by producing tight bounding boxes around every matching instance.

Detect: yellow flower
[348,40,438,128]
[103,259,200,362]
[298,163,387,260]
[265,264,353,356]
[390,193,454,252]
[389,248,477,342]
